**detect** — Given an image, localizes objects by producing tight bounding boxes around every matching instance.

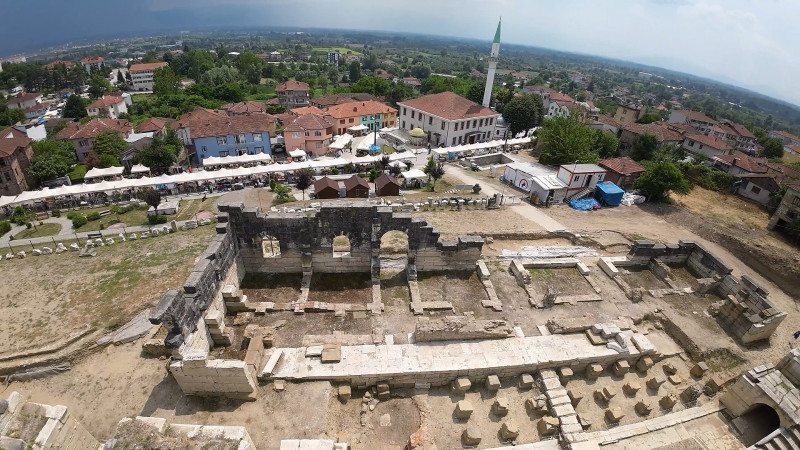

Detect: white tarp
[84,166,125,179]
[129,164,150,174]
[202,152,272,167]
[401,169,427,180]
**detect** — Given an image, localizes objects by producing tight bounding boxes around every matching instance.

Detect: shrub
[148,214,168,225]
[110,205,121,214]
[87,212,101,221]
[51,209,61,217]
[72,214,88,228]
[25,222,32,229]
[0,220,10,236]
[66,211,77,220]
[330,168,339,175]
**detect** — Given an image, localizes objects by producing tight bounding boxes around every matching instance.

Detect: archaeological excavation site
[3,199,800,450]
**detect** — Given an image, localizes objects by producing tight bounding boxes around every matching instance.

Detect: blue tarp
[595,181,625,206]
[569,198,600,211]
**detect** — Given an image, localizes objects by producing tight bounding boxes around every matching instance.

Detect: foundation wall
[169,357,258,399]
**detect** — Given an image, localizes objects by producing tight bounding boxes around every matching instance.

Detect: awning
[401,169,427,180]
[289,149,307,159]
[330,134,353,150]
[84,166,125,179]
[348,124,368,132]
[202,152,272,166]
[129,164,150,174]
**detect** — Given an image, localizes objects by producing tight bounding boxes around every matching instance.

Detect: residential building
[375,69,393,81]
[344,174,369,198]
[324,100,397,135]
[546,98,574,118]
[345,53,360,64]
[397,91,500,146]
[80,56,104,72]
[174,108,275,162]
[128,62,168,91]
[55,118,133,162]
[283,114,336,156]
[276,80,310,108]
[86,95,128,119]
[290,106,326,116]
[313,177,340,199]
[556,164,607,195]
[268,51,282,62]
[682,133,733,158]
[617,122,683,157]
[45,60,75,69]
[769,130,800,147]
[668,110,718,134]
[0,128,34,196]
[375,173,400,196]
[768,182,800,233]
[401,77,421,91]
[598,157,646,188]
[327,50,341,66]
[5,92,43,110]
[784,145,800,164]
[522,85,555,96]
[24,103,49,119]
[136,117,175,137]
[738,174,786,207]
[711,151,768,176]
[310,93,379,108]
[590,114,621,135]
[716,120,758,152]
[614,104,644,124]
[220,101,266,116]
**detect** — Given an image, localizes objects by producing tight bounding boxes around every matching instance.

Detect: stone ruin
[148,202,485,398]
[599,240,786,344]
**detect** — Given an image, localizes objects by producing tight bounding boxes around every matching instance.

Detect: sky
[2,0,799,105]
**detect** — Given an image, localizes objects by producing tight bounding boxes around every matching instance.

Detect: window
[452,137,456,145]
[217,136,227,145]
[236,134,246,144]
[699,144,704,150]
[489,118,493,126]
[689,141,695,147]
[304,131,310,137]
[441,121,445,130]
[314,130,322,137]
[201,146,207,153]
[792,196,800,207]
[79,140,88,147]
[340,119,345,124]
[349,118,354,123]
[473,120,477,128]
[750,185,762,194]
[316,142,322,148]
[254,147,264,153]
[253,133,262,142]
[429,117,433,125]
[411,111,415,119]
[220,151,229,157]
[402,121,406,128]
[479,119,484,127]
[292,132,301,139]
[403,107,407,115]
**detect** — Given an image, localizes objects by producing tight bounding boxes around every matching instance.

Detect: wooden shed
[313,176,340,199]
[344,174,370,198]
[375,173,400,197]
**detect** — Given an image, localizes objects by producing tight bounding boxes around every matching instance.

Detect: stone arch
[737,403,781,446]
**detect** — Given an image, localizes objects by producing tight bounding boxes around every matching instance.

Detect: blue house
[175,108,277,163]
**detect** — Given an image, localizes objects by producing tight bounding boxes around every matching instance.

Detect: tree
[761,137,784,159]
[633,160,691,202]
[89,131,127,167]
[423,156,445,189]
[295,169,313,201]
[199,66,240,86]
[136,140,177,169]
[630,133,659,161]
[28,157,70,183]
[536,116,597,165]
[153,66,180,97]
[144,189,162,209]
[212,83,245,102]
[636,113,661,124]
[502,94,545,137]
[88,73,112,98]
[63,95,88,119]
[466,83,485,104]
[591,130,619,159]
[348,61,361,83]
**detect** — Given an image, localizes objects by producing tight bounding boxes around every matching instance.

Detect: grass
[12,223,62,239]
[68,164,87,181]
[130,93,155,104]
[174,197,218,221]
[72,205,149,232]
[311,46,363,56]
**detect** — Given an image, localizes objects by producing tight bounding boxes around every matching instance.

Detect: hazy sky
[3,0,798,105]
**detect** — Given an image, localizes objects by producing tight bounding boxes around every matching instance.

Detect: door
[585,174,593,187]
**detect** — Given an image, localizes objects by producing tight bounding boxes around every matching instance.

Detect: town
[1,6,800,450]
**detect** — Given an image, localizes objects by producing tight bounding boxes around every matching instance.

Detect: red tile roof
[598,157,646,175]
[771,130,800,142]
[290,106,325,115]
[87,95,125,109]
[722,120,755,139]
[398,92,497,121]
[0,127,27,139]
[221,101,266,114]
[45,60,74,69]
[55,118,133,140]
[81,56,104,64]
[685,133,732,151]
[284,114,336,133]
[593,114,621,129]
[25,102,48,113]
[714,151,768,174]
[621,122,683,142]
[523,85,555,94]
[175,108,277,138]
[548,92,574,103]
[323,101,396,119]
[129,62,168,72]
[136,117,175,133]
[312,93,379,107]
[276,80,310,92]
[0,136,32,157]
[673,110,717,124]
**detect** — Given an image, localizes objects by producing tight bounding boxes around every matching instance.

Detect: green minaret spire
[493,19,501,44]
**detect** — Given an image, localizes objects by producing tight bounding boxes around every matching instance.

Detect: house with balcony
[276,80,310,108]
[283,114,336,156]
[668,110,718,134]
[86,95,128,119]
[323,100,397,135]
[128,62,168,91]
[55,118,133,162]
[174,108,274,163]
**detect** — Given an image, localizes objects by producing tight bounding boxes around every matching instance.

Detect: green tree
[88,73,112,98]
[466,83,485,104]
[212,83,245,102]
[636,113,661,124]
[348,61,362,83]
[87,131,126,168]
[630,133,659,161]
[536,116,596,165]
[135,139,177,169]
[349,76,392,96]
[761,137,784,159]
[295,169,313,201]
[63,95,88,119]
[502,94,545,137]
[28,157,70,183]
[152,66,180,97]
[634,159,691,202]
[423,156,445,189]
[591,129,619,159]
[199,66,240,86]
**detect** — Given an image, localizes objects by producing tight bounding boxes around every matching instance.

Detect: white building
[129,62,168,91]
[327,50,341,66]
[556,163,607,195]
[397,91,500,147]
[503,162,568,204]
[5,92,42,110]
[668,110,717,134]
[86,95,128,119]
[80,56,104,73]
[482,20,501,107]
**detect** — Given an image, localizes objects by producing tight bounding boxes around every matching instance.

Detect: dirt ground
[0,226,215,356]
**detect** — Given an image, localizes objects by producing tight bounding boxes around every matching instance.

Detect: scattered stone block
[338,385,352,402]
[558,367,574,384]
[273,379,286,391]
[586,363,603,379]
[578,415,592,430]
[454,400,473,419]
[41,247,53,255]
[623,381,641,396]
[537,416,559,436]
[568,390,583,406]
[612,360,630,377]
[659,394,678,410]
[16,251,26,259]
[129,233,137,240]
[680,385,702,404]
[379,413,391,427]
[321,344,341,363]
[519,373,534,389]
[636,356,654,373]
[105,238,114,245]
[486,375,501,392]
[704,376,724,395]
[594,387,616,403]
[525,395,547,413]
[376,382,390,401]
[491,397,509,416]
[452,377,471,394]
[635,400,653,416]
[690,362,709,378]
[69,243,79,251]
[500,421,520,440]
[663,362,678,375]
[668,375,683,385]
[55,243,67,253]
[647,375,667,390]
[462,426,482,446]
[605,407,625,423]
[32,249,42,256]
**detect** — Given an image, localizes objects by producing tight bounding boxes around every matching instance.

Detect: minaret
[482,19,501,108]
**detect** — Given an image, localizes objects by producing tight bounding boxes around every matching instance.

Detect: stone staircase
[753,426,800,450]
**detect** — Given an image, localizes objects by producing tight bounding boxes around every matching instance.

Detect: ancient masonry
[598,240,786,344]
[0,391,99,450]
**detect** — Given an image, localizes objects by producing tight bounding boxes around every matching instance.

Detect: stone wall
[721,357,800,429]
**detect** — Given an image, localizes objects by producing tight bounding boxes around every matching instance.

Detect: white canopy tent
[348,124,367,132]
[201,153,272,167]
[432,138,531,156]
[0,195,17,208]
[84,166,125,179]
[355,132,387,151]
[129,164,150,174]
[348,150,416,165]
[288,149,307,160]
[401,168,427,180]
[329,134,353,150]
